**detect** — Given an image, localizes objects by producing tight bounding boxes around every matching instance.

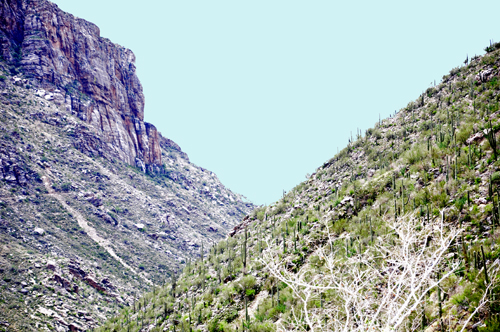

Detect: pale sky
[52,0,500,205]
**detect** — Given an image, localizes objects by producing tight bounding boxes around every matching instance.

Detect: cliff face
[0,0,161,168]
[0,2,256,330]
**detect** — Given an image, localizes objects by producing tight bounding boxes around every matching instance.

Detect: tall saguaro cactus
[243,227,247,274]
[487,120,498,160]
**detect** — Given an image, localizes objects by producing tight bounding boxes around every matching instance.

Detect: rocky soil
[0,1,255,329]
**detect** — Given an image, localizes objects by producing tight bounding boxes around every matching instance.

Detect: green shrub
[208,318,224,332]
[59,183,72,192]
[270,203,286,216]
[456,125,473,145]
[404,146,425,165]
[492,172,500,183]
[240,275,256,291]
[479,317,500,332]
[485,42,500,53]
[483,54,496,66]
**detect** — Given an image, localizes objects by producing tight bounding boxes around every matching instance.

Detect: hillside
[0,0,254,331]
[97,44,500,332]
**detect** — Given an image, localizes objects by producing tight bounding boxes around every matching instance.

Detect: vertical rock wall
[0,0,162,168]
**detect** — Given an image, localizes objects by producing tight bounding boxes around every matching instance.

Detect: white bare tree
[260,211,497,332]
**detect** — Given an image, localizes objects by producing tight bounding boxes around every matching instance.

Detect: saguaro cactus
[461,236,469,271]
[243,227,247,273]
[369,217,374,243]
[486,120,498,160]
[201,243,204,262]
[481,246,489,285]
[294,228,297,252]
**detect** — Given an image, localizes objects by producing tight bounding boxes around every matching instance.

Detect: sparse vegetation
[96,43,500,331]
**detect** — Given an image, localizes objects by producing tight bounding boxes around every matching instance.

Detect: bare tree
[260,211,497,332]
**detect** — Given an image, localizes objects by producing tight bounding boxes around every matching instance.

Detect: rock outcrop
[0,139,37,186]
[0,0,161,169]
[0,2,256,330]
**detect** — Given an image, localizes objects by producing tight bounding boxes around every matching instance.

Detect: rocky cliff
[0,1,255,331]
[0,0,161,170]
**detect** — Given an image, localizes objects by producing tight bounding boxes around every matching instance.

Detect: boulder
[33,227,45,235]
[11,76,23,86]
[475,68,494,83]
[53,93,65,105]
[46,260,57,270]
[148,233,159,240]
[69,323,83,332]
[340,196,354,206]
[87,196,102,207]
[68,263,86,279]
[466,132,484,145]
[476,197,488,205]
[101,277,115,288]
[35,89,46,97]
[83,275,106,293]
[53,274,75,292]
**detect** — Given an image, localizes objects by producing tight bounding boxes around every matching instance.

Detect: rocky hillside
[98,44,500,332]
[0,1,254,331]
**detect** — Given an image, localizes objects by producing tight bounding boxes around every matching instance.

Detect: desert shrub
[249,322,274,332]
[456,124,473,145]
[270,203,286,216]
[426,87,437,97]
[490,172,500,185]
[449,66,461,76]
[485,42,500,53]
[59,182,72,192]
[240,275,256,291]
[256,207,267,221]
[483,54,496,66]
[404,145,425,165]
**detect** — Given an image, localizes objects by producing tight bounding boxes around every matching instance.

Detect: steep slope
[98,44,500,332]
[0,1,254,331]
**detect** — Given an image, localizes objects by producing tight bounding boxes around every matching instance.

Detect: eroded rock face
[0,0,161,169]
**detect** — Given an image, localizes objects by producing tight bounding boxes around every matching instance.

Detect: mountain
[0,0,254,331]
[97,45,500,332]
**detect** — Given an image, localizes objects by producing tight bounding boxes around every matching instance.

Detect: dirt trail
[41,174,151,284]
